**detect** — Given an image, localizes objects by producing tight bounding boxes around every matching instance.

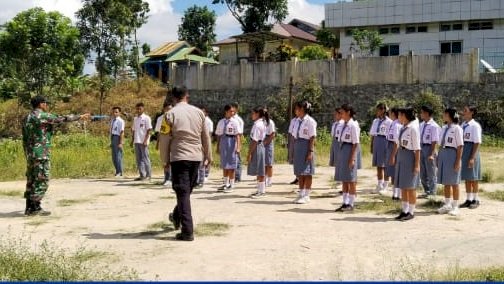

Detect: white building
[325,0,504,69]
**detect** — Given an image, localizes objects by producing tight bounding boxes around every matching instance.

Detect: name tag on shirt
[447,137,453,144]
[389,134,394,140]
[345,134,350,140]
[402,140,409,147]
[380,126,387,134]
[303,128,308,135]
[465,133,471,139]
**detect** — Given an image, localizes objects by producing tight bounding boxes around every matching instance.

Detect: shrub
[298,45,329,61]
[412,88,444,122]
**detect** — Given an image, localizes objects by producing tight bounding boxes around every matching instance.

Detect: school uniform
[355,120,363,170]
[155,113,171,183]
[197,116,214,185]
[132,113,152,179]
[437,124,464,185]
[293,115,317,176]
[215,117,240,170]
[335,119,360,182]
[419,119,441,195]
[234,114,245,181]
[110,116,125,176]
[394,120,421,189]
[370,117,393,167]
[330,120,344,180]
[287,118,298,165]
[385,119,402,178]
[264,119,276,166]
[247,118,267,177]
[461,119,482,181]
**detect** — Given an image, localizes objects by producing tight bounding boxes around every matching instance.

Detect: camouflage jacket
[22,109,80,160]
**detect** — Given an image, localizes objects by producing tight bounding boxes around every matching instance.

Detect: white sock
[445,198,452,206]
[304,189,310,197]
[409,204,416,215]
[343,192,348,203]
[392,188,398,198]
[468,193,474,201]
[344,193,350,205]
[299,189,306,197]
[383,181,389,189]
[402,202,409,213]
[224,177,230,186]
[259,182,266,194]
[378,180,384,187]
[452,200,459,207]
[230,179,235,187]
[348,194,356,206]
[265,177,270,185]
[474,192,479,201]
[398,189,402,199]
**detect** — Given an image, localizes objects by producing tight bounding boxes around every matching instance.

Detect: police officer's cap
[30,96,48,109]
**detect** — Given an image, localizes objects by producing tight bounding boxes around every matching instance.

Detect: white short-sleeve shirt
[266,119,276,135]
[420,119,441,144]
[462,119,482,144]
[398,120,421,151]
[339,119,360,144]
[250,118,267,142]
[110,117,125,136]
[215,118,240,136]
[205,116,214,134]
[331,120,344,138]
[288,118,298,136]
[132,113,152,144]
[370,117,393,136]
[387,119,402,143]
[440,124,464,148]
[233,114,244,134]
[293,115,317,140]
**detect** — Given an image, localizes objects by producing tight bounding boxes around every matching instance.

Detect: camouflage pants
[24,159,50,202]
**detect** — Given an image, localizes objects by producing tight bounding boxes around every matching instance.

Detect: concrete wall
[170,50,480,90]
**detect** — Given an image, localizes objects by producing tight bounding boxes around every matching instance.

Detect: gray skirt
[394,148,419,189]
[219,135,237,170]
[437,147,461,185]
[372,135,388,167]
[336,143,357,182]
[288,135,295,165]
[329,138,339,167]
[385,140,396,178]
[247,142,266,176]
[461,142,481,181]
[357,144,362,170]
[293,138,315,176]
[265,135,274,166]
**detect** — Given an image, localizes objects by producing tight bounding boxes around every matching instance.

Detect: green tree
[212,0,288,33]
[316,20,339,59]
[178,5,217,56]
[268,43,298,62]
[351,29,383,56]
[0,8,84,102]
[141,43,151,56]
[298,45,329,61]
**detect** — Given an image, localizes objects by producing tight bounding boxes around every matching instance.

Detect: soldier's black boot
[33,201,51,216]
[24,199,34,216]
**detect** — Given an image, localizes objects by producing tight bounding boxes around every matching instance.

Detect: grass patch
[357,196,400,214]
[57,198,92,207]
[146,221,172,231]
[0,237,137,280]
[195,222,231,237]
[482,170,494,183]
[482,191,504,202]
[95,193,117,197]
[0,189,23,198]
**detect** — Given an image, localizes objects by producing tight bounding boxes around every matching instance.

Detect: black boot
[33,201,51,216]
[24,199,34,216]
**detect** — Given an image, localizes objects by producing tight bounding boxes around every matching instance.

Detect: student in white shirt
[437,107,464,216]
[460,106,483,209]
[292,101,317,204]
[419,105,441,198]
[131,102,152,181]
[370,103,393,193]
[330,107,343,184]
[264,110,276,187]
[110,106,125,178]
[215,105,241,193]
[391,107,420,222]
[155,102,172,186]
[385,107,403,200]
[231,102,244,182]
[197,106,214,187]
[248,107,268,198]
[334,104,360,212]
[288,116,299,185]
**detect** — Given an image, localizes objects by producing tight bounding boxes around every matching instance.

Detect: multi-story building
[325,0,504,69]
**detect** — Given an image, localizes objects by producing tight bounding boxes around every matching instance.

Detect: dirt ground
[1,164,504,280]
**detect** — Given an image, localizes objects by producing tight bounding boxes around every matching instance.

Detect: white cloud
[34,0,81,19]
[215,11,241,40]
[287,0,325,26]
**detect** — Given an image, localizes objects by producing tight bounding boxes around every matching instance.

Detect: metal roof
[146,41,190,57]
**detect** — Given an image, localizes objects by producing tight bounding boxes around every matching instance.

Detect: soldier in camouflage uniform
[22,96,89,216]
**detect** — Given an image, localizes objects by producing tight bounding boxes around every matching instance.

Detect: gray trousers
[111,135,123,175]
[134,143,151,178]
[420,145,437,195]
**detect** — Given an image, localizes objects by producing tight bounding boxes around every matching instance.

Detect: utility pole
[288,76,294,121]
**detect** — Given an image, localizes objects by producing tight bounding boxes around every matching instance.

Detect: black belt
[422,143,432,146]
[441,146,456,149]
[111,134,120,137]
[377,135,386,137]
[225,134,236,137]
[464,142,475,145]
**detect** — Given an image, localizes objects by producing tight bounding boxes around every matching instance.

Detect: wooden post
[235,40,239,64]
[288,76,294,122]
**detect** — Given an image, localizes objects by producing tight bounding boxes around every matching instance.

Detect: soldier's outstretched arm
[39,113,90,125]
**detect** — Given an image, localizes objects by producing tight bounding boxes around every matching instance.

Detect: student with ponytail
[460,105,482,209]
[215,104,241,193]
[249,107,268,198]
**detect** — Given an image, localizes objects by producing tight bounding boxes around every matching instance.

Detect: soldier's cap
[30,96,50,109]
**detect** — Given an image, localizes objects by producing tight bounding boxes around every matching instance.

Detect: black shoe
[395,212,408,220]
[169,213,181,230]
[392,197,400,201]
[195,184,203,189]
[217,185,227,192]
[400,213,414,221]
[134,177,146,181]
[459,200,472,208]
[417,194,429,199]
[290,178,299,185]
[468,200,480,209]
[24,199,32,216]
[341,205,354,212]
[335,204,348,212]
[175,233,194,241]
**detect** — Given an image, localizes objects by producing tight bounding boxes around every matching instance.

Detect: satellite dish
[480,59,497,73]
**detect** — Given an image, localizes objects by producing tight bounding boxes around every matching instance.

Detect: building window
[440,23,464,31]
[346,29,354,37]
[406,26,416,33]
[469,21,493,30]
[380,44,400,56]
[390,27,400,34]
[440,24,451,31]
[379,27,389,34]
[417,26,428,33]
[452,23,463,30]
[440,41,462,54]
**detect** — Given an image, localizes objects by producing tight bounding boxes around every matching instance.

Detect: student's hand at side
[468,158,475,169]
[306,152,313,162]
[413,165,420,174]
[389,156,396,166]
[454,161,461,171]
[348,159,355,169]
